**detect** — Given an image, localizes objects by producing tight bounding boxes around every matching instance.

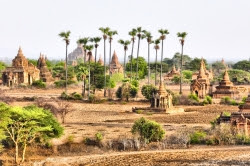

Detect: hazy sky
[0,0,250,63]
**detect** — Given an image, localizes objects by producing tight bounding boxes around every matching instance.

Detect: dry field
[1,85,249,165]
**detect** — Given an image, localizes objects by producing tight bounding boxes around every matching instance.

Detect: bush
[54,80,76,88]
[131,79,139,88]
[95,132,103,142]
[67,135,75,144]
[116,82,138,101]
[141,85,157,100]
[130,85,138,98]
[230,100,238,106]
[60,92,82,100]
[189,131,207,144]
[131,117,165,143]
[188,93,199,102]
[32,80,46,88]
[60,92,70,100]
[220,96,231,105]
[205,96,212,104]
[235,134,250,145]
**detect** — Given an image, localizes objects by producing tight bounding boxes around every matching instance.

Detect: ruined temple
[37,54,54,82]
[213,69,240,99]
[190,59,211,98]
[192,59,213,80]
[151,82,173,109]
[68,43,87,61]
[2,47,40,86]
[98,56,104,66]
[164,65,180,80]
[218,94,250,135]
[110,51,123,74]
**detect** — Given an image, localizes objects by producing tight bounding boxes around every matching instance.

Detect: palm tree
[135,27,144,80]
[177,32,188,95]
[85,45,94,99]
[78,37,89,63]
[154,39,160,86]
[128,29,137,81]
[58,30,70,94]
[118,39,131,78]
[142,30,153,84]
[158,29,169,83]
[99,27,110,97]
[89,37,102,63]
[107,30,118,76]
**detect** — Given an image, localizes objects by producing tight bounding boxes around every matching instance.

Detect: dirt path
[34,146,250,166]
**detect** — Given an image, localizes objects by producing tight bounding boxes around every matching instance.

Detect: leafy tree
[150,62,169,73]
[233,60,250,72]
[126,57,147,79]
[182,70,193,79]
[28,59,38,66]
[187,58,208,71]
[131,117,165,143]
[0,103,63,164]
[218,69,250,84]
[116,81,138,101]
[212,61,226,74]
[141,84,157,100]
[0,61,7,77]
[58,30,71,93]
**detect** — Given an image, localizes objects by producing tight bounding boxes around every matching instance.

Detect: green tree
[187,58,208,71]
[212,61,226,74]
[126,57,147,79]
[233,60,250,72]
[131,117,165,143]
[58,30,71,93]
[177,32,188,95]
[116,81,138,101]
[28,59,38,66]
[118,39,131,78]
[142,30,154,84]
[158,29,169,83]
[99,27,110,97]
[154,39,161,86]
[0,103,63,164]
[0,61,7,77]
[128,29,137,80]
[135,27,144,80]
[141,84,157,100]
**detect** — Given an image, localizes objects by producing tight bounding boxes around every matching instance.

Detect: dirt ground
[0,85,249,165]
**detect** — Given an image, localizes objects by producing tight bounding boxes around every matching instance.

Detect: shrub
[32,80,46,88]
[131,79,139,88]
[205,96,212,104]
[54,80,76,88]
[71,92,83,100]
[188,93,199,102]
[116,82,138,101]
[130,85,138,98]
[141,84,157,100]
[230,100,238,106]
[235,134,250,145]
[135,110,143,114]
[95,132,103,142]
[67,135,75,144]
[189,131,207,144]
[60,92,70,100]
[131,117,165,143]
[221,96,231,105]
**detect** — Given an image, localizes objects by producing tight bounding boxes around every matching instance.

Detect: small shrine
[191,59,213,80]
[213,69,240,99]
[151,82,173,109]
[98,56,104,66]
[2,47,40,86]
[37,54,54,82]
[218,93,250,135]
[110,51,123,74]
[164,65,180,81]
[190,59,212,98]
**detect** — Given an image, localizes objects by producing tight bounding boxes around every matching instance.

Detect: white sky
[0,0,250,62]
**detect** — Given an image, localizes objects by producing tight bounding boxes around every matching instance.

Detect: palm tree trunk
[83,79,86,97]
[94,47,97,94]
[130,40,135,81]
[108,41,112,99]
[65,43,68,94]
[88,60,91,99]
[160,40,164,83]
[104,40,107,97]
[95,47,97,63]
[155,49,158,86]
[124,49,126,78]
[148,42,150,85]
[136,37,141,80]
[179,44,184,95]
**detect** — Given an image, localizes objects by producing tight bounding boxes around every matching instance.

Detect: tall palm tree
[107,30,118,76]
[128,29,137,81]
[58,30,70,94]
[118,39,131,78]
[158,29,169,83]
[89,37,102,63]
[135,27,144,80]
[99,27,110,97]
[154,39,161,86]
[177,32,188,95]
[142,30,153,84]
[85,45,94,99]
[78,37,89,63]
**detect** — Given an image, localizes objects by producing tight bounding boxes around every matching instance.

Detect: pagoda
[110,51,123,74]
[37,54,54,82]
[164,65,180,80]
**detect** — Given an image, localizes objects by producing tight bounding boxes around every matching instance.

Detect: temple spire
[197,59,206,79]
[223,68,230,81]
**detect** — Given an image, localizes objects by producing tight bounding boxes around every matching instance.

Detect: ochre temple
[164,65,180,80]
[37,54,54,82]
[218,93,250,135]
[110,51,123,74]
[213,69,240,99]
[190,59,212,98]
[2,47,40,86]
[192,59,213,80]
